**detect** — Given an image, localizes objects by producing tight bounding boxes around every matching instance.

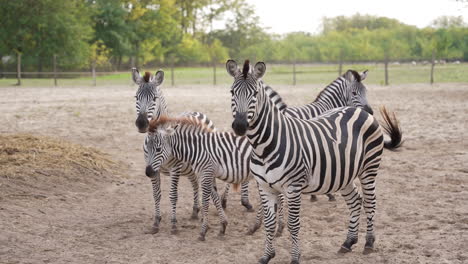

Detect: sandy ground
[0,81,467,264]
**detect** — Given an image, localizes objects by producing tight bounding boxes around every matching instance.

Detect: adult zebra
[263,68,372,202]
[144,115,258,241]
[226,60,402,264]
[132,69,252,234]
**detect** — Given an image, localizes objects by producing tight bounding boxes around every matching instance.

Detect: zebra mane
[242,60,250,79]
[264,85,288,111]
[148,115,213,133]
[312,73,349,103]
[144,72,151,82]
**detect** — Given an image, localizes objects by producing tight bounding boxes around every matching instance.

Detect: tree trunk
[16,52,21,86]
[53,54,57,86]
[430,49,435,84]
[92,60,96,86]
[170,54,175,87]
[0,54,4,79]
[37,55,43,78]
[117,55,122,71]
[384,53,389,86]
[292,61,296,86]
[135,43,140,69]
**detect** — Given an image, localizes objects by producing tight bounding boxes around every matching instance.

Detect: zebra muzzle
[232,112,248,136]
[145,165,157,177]
[136,113,149,133]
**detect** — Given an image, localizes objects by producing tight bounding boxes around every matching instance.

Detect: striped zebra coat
[145,115,253,241]
[226,60,402,264]
[132,69,252,234]
[264,69,371,202]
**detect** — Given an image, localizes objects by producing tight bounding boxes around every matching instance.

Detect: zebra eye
[352,92,358,96]
[155,147,161,152]
[253,90,258,96]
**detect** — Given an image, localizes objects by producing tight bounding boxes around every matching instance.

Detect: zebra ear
[226,60,239,77]
[344,70,358,82]
[132,68,143,85]
[152,70,164,86]
[360,70,368,81]
[253,62,266,79]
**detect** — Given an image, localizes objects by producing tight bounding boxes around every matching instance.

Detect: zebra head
[143,127,174,178]
[226,59,266,136]
[343,69,373,115]
[132,68,165,133]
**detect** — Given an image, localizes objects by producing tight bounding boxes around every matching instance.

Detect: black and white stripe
[145,115,254,240]
[226,60,402,264]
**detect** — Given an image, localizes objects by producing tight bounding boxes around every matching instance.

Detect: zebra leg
[327,193,336,201]
[188,173,200,220]
[221,183,230,209]
[241,181,254,212]
[276,194,285,237]
[169,169,181,234]
[286,190,302,264]
[361,176,377,254]
[198,172,214,241]
[247,203,263,235]
[338,183,362,253]
[210,183,228,237]
[258,187,278,264]
[149,176,162,234]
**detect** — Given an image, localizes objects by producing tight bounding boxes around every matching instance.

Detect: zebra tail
[379,106,403,150]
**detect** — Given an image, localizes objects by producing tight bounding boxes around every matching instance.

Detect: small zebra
[145,115,256,241]
[226,60,402,263]
[264,69,372,202]
[132,69,252,234]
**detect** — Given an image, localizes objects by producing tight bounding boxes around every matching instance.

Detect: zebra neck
[247,86,283,155]
[311,77,348,110]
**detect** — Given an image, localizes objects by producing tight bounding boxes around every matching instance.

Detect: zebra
[132,69,253,234]
[145,115,259,241]
[263,69,373,202]
[226,60,402,264]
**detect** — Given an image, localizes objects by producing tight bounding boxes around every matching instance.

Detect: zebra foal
[226,60,402,264]
[145,115,256,241]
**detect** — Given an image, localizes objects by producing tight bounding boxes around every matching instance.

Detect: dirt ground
[0,81,467,264]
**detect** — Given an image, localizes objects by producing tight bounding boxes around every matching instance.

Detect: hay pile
[0,134,121,198]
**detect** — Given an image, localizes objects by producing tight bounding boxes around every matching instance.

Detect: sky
[244,0,467,34]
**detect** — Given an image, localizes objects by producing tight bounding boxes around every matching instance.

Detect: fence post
[430,49,435,84]
[16,52,21,86]
[384,54,389,86]
[53,54,58,86]
[292,61,296,86]
[213,61,216,86]
[92,60,96,86]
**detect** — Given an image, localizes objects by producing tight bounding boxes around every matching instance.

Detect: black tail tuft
[380,106,403,150]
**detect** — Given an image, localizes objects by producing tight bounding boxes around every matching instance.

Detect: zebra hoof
[198,235,205,241]
[363,247,375,255]
[247,224,260,235]
[146,226,159,234]
[171,227,178,235]
[310,195,318,202]
[221,199,227,209]
[220,221,228,235]
[290,260,300,264]
[191,207,199,219]
[327,194,336,201]
[338,246,352,254]
[258,252,275,264]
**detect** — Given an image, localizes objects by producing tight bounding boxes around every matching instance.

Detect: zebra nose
[136,113,149,133]
[232,112,248,136]
[145,165,156,177]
